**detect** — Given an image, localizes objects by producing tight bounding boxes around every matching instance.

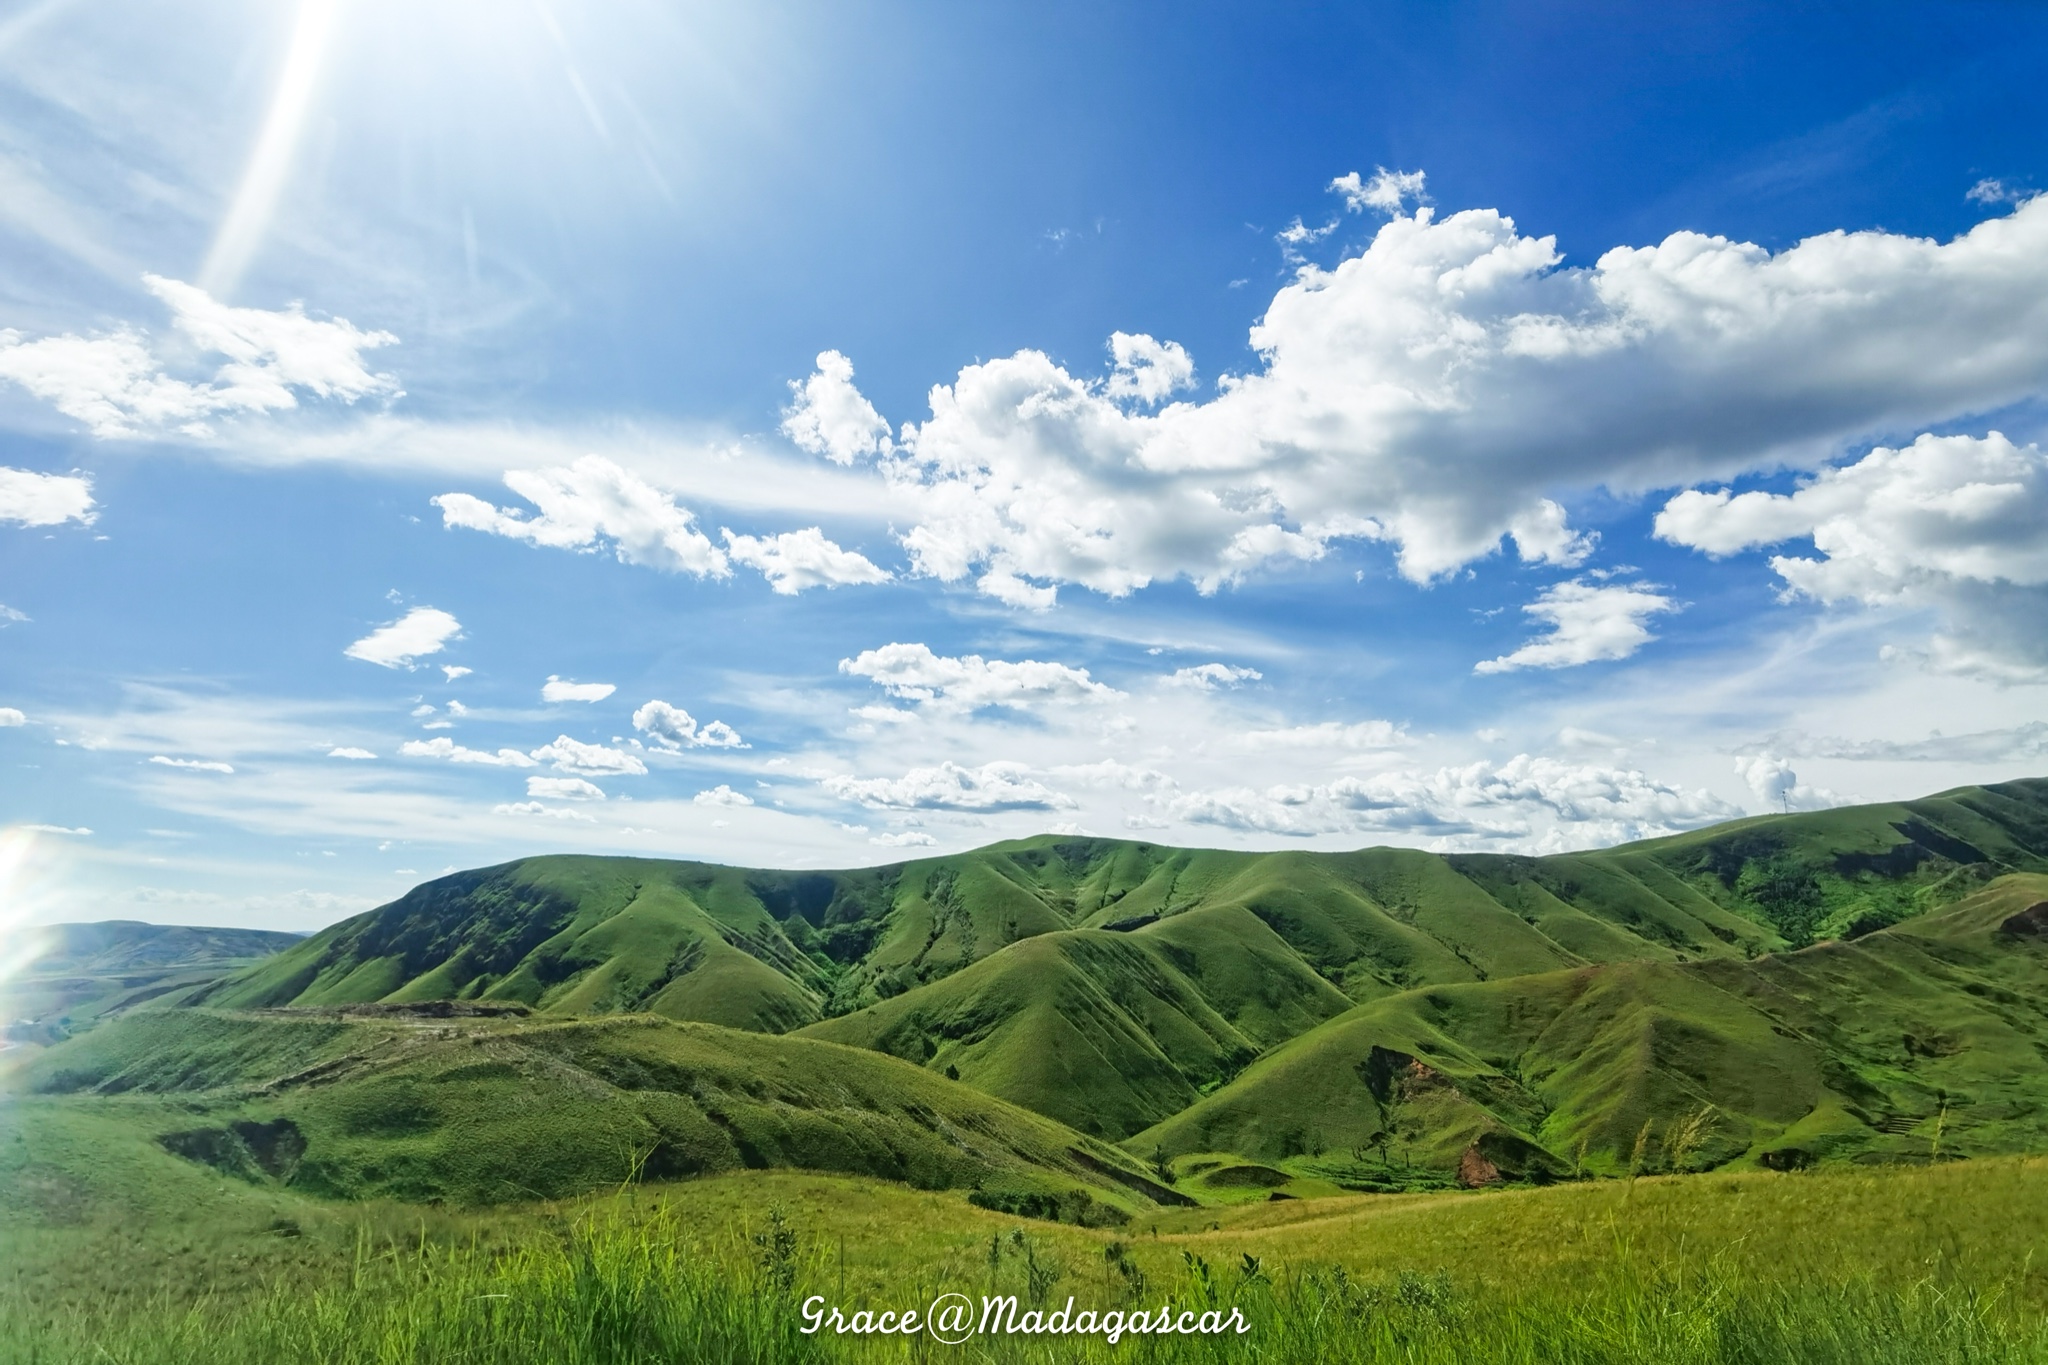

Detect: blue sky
[2,0,2046,930]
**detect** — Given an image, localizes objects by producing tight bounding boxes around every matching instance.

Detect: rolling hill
[1137,871,2048,1176]
[27,776,2048,1195]
[24,1005,1176,1210]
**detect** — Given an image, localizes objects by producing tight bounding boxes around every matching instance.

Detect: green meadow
[5,779,2048,1360]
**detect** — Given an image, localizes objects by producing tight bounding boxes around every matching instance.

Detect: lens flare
[0,828,55,1014]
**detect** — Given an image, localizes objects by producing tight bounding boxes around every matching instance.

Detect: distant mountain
[3,921,303,1035]
[155,778,2048,1174]
[24,922,303,978]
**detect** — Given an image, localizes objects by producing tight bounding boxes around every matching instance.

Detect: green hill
[91,776,2048,1182]
[24,1005,1177,1210]
[1136,871,2048,1177]
[189,779,2048,1028]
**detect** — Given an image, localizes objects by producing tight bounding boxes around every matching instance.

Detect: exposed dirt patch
[1998,902,2048,939]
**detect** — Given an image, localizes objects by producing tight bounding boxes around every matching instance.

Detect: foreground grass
[8,1096,2048,1362]
[5,1202,2047,1365]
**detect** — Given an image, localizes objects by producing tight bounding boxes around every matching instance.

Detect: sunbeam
[197,0,341,299]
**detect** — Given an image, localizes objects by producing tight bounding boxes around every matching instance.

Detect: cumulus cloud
[1475,580,1677,674]
[0,707,23,726]
[493,801,595,822]
[398,737,536,767]
[327,746,376,759]
[442,665,472,681]
[528,776,606,801]
[1103,333,1195,406]
[782,350,892,464]
[839,643,1123,711]
[1169,754,1737,846]
[871,830,938,848]
[542,677,616,703]
[1734,754,1838,813]
[721,527,892,594]
[692,784,754,807]
[1238,719,1407,749]
[344,607,462,669]
[631,700,745,749]
[1048,760,1175,791]
[530,734,648,776]
[1165,663,1263,690]
[838,191,2048,606]
[1330,167,1429,215]
[0,468,96,526]
[1657,432,2048,679]
[149,755,234,773]
[0,275,398,438]
[822,760,1078,812]
[434,455,728,577]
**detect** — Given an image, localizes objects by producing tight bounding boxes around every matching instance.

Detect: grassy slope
[800,781,2048,1139]
[20,1006,1170,1209]
[1136,872,2048,1173]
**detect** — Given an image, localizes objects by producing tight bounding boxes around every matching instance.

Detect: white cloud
[1967,178,2033,207]
[542,676,617,703]
[327,746,376,759]
[149,755,234,773]
[631,700,746,749]
[0,467,96,526]
[1475,580,1677,674]
[1657,433,2048,680]
[1238,719,1408,750]
[1048,760,1175,791]
[693,784,754,807]
[1103,332,1195,406]
[442,665,472,681]
[0,275,397,438]
[721,527,891,594]
[433,455,728,577]
[839,642,1123,711]
[529,734,648,776]
[1169,754,1737,847]
[0,606,26,625]
[1767,721,2048,764]
[493,801,595,822]
[528,775,606,801]
[23,824,91,836]
[1165,662,1263,690]
[0,707,23,726]
[1330,167,1429,215]
[822,760,1078,812]
[870,830,937,848]
[851,191,2048,605]
[344,607,462,669]
[398,737,536,767]
[1276,218,1338,260]
[1733,754,1838,813]
[782,350,892,464]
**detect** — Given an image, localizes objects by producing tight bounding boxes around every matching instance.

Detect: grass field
[6,1150,2048,1362]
